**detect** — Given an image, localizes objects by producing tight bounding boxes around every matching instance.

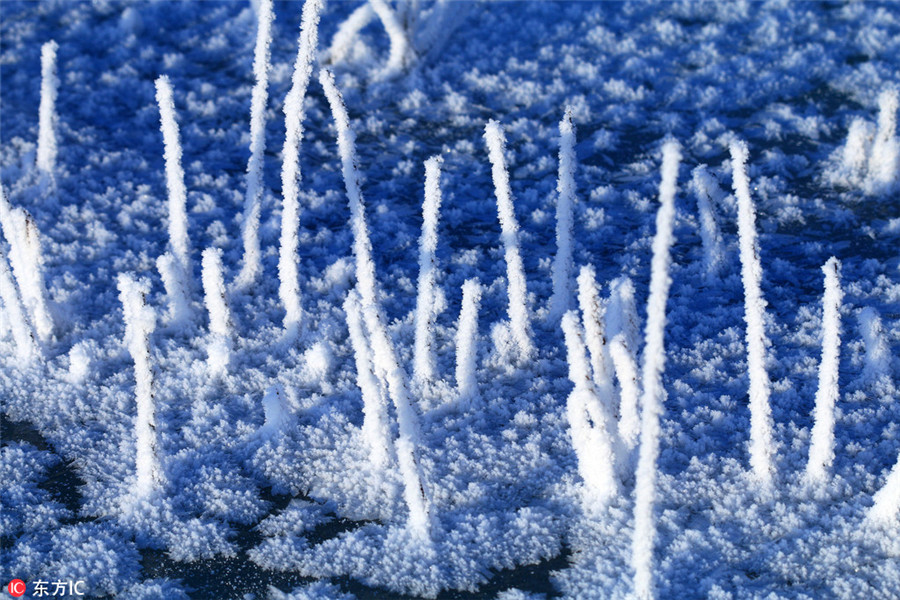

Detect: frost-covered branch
[201,247,233,376]
[117,274,164,503]
[549,108,577,322]
[413,155,443,385]
[36,40,59,177]
[484,120,534,360]
[455,278,482,401]
[730,140,777,487]
[236,0,275,289]
[805,257,843,485]
[632,139,681,600]
[278,0,324,335]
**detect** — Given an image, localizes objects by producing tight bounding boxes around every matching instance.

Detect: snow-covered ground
[2,1,899,598]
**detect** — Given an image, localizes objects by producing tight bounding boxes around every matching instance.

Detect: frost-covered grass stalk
[235,0,275,289]
[36,40,59,176]
[323,2,375,65]
[117,274,164,503]
[344,289,393,470]
[155,75,192,288]
[484,120,534,360]
[259,385,290,438]
[549,108,577,321]
[841,118,873,180]
[561,311,619,510]
[321,68,432,541]
[607,277,642,449]
[455,278,482,400]
[805,257,843,485]
[156,252,191,326]
[867,88,899,191]
[576,265,617,423]
[370,0,416,78]
[0,247,37,362]
[632,139,681,600]
[201,247,232,376]
[690,165,725,279]
[868,452,900,525]
[0,192,55,343]
[413,155,443,385]
[858,307,890,384]
[730,140,777,486]
[278,0,324,334]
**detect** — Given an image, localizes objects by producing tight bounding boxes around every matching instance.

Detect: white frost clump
[858,307,891,385]
[730,139,777,487]
[268,581,356,600]
[117,274,164,504]
[868,453,900,526]
[805,257,843,486]
[155,75,192,289]
[549,108,577,322]
[259,385,291,439]
[36,40,59,177]
[67,341,92,383]
[484,119,534,360]
[413,155,444,385]
[632,139,681,600]
[278,0,324,335]
[455,278,483,401]
[830,88,900,194]
[235,0,275,289]
[201,247,232,375]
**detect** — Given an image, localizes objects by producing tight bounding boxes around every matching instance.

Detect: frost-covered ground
[2,1,900,599]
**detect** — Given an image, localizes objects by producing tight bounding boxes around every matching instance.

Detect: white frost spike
[867,89,900,192]
[606,277,641,450]
[840,118,874,181]
[278,0,324,334]
[202,248,232,375]
[321,69,433,542]
[805,257,843,485]
[345,289,393,470]
[155,75,192,285]
[549,108,577,321]
[413,155,443,385]
[0,196,55,343]
[561,311,619,510]
[690,165,725,279]
[484,120,534,360]
[36,40,59,176]
[371,0,416,79]
[730,140,777,487]
[455,278,482,401]
[117,274,164,502]
[576,265,617,420]
[632,139,681,600]
[0,247,37,362]
[259,385,290,438]
[868,453,900,526]
[236,0,275,289]
[156,252,191,326]
[324,3,376,65]
[858,307,890,384]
